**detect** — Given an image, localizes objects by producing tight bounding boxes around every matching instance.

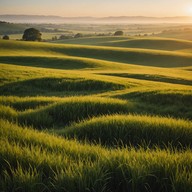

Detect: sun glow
[187,6,192,15]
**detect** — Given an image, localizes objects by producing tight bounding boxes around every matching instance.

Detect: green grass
[113,89,192,120]
[0,77,124,96]
[52,36,133,45]
[0,36,192,191]
[17,96,129,129]
[1,120,192,192]
[1,39,192,68]
[103,73,192,86]
[58,114,192,149]
[54,36,192,51]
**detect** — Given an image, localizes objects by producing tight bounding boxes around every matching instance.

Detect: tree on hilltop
[74,33,83,38]
[22,28,42,41]
[114,31,124,36]
[2,35,9,40]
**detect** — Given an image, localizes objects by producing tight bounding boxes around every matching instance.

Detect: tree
[52,36,58,41]
[74,33,83,38]
[114,31,124,36]
[22,28,42,41]
[59,35,71,40]
[2,35,9,40]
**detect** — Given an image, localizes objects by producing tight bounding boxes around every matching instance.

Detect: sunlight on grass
[0,36,192,191]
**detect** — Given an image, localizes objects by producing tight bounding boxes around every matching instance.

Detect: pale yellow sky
[0,0,192,17]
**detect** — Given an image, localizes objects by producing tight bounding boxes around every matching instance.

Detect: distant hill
[0,21,27,35]
[0,21,61,35]
[0,15,192,23]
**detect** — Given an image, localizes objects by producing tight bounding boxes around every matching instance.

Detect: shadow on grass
[101,73,192,86]
[0,56,97,70]
[51,46,192,68]
[115,90,192,120]
[0,77,124,96]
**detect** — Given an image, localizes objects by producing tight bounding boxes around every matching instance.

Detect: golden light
[187,6,192,15]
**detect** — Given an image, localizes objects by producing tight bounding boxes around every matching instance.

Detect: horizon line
[1,14,191,18]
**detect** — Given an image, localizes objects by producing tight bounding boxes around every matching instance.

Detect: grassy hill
[53,36,192,51]
[1,39,192,68]
[0,37,192,191]
[157,29,192,41]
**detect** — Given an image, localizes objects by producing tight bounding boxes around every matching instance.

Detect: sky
[0,0,192,17]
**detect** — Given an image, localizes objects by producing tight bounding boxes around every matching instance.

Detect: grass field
[52,36,192,51]
[0,36,192,191]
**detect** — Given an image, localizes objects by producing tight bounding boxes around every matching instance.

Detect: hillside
[1,38,192,68]
[0,37,192,191]
[53,36,192,51]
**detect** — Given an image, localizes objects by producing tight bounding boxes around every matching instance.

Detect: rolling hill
[53,36,192,51]
[0,36,192,191]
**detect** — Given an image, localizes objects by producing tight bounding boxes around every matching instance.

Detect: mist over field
[1,14,192,23]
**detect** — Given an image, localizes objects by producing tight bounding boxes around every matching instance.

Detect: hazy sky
[1,0,192,17]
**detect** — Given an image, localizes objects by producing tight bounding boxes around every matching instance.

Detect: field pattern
[0,36,192,192]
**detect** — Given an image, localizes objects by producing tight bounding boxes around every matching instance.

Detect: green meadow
[0,36,192,191]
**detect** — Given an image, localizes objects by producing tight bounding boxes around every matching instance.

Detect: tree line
[2,28,124,41]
